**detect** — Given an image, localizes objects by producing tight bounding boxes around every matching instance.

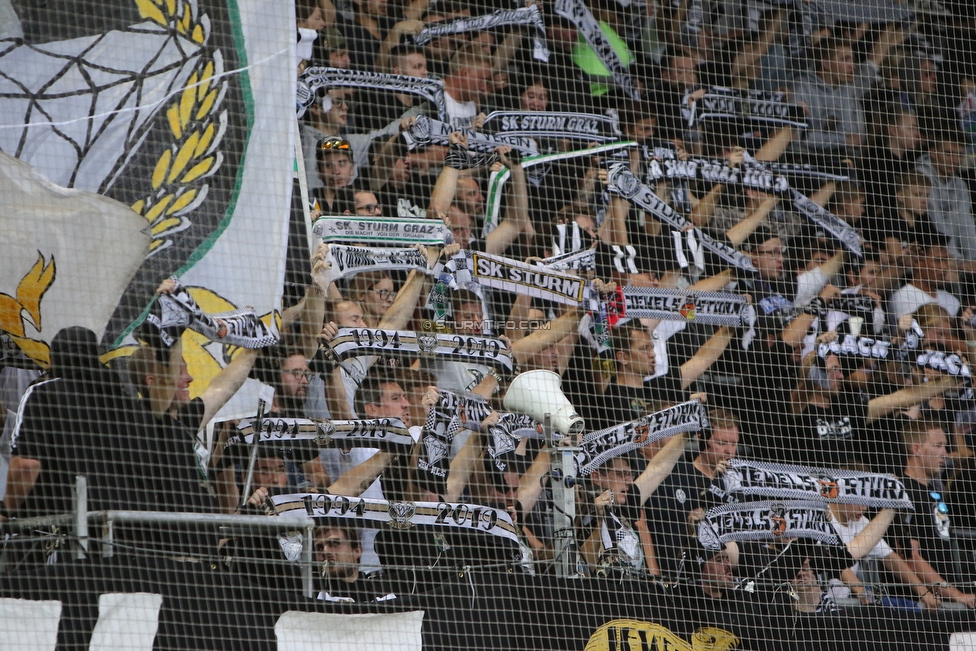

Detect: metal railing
[2,476,318,597]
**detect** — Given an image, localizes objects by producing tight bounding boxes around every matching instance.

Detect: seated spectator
[893,419,976,608]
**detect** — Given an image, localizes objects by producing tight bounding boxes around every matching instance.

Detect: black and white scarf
[274,493,520,545]
[469,251,587,306]
[698,500,840,552]
[412,5,550,62]
[144,277,279,349]
[316,244,431,287]
[766,162,851,183]
[537,247,597,272]
[554,0,639,101]
[816,326,972,380]
[723,459,913,509]
[312,216,452,246]
[229,417,416,452]
[330,327,515,375]
[683,86,808,129]
[608,287,757,329]
[298,67,446,120]
[790,188,862,256]
[415,389,493,494]
[486,413,547,474]
[606,163,758,272]
[576,400,708,476]
[816,333,895,362]
[640,153,863,257]
[483,111,622,143]
[403,115,539,157]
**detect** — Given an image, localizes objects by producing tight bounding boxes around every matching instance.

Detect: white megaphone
[503,370,584,437]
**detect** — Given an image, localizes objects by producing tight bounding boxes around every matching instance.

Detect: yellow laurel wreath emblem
[129,0,226,252]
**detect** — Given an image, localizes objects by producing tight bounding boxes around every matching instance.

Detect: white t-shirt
[445,91,478,130]
[889,283,961,323]
[830,513,893,576]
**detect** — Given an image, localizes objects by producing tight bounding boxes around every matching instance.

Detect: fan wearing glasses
[348,271,396,328]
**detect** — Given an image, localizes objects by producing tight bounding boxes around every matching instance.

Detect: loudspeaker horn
[503,370,584,436]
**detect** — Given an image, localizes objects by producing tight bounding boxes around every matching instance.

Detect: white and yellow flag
[0,0,294,412]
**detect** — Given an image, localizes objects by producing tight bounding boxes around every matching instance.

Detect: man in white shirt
[889,237,961,322]
[827,495,940,609]
[442,43,492,130]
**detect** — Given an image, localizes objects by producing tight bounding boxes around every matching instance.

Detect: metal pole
[302,525,315,599]
[547,415,580,578]
[241,399,266,508]
[102,518,114,558]
[72,475,88,560]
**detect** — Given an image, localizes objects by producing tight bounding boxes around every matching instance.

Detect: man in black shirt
[893,419,976,608]
[644,409,740,579]
[125,278,259,556]
[4,327,147,564]
[314,525,396,603]
[580,431,690,575]
[587,321,730,431]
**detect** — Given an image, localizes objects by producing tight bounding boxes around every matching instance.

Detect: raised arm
[428,134,464,215]
[679,326,732,390]
[867,376,960,423]
[726,196,778,248]
[327,451,393,496]
[376,245,445,331]
[845,508,895,560]
[635,432,689,504]
[511,307,581,364]
[517,448,551,516]
[445,414,495,502]
[198,348,259,426]
[486,148,532,255]
[2,456,41,515]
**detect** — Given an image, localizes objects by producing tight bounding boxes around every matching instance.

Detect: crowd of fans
[4,0,976,623]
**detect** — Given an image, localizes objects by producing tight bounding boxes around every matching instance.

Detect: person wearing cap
[313,135,356,213]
